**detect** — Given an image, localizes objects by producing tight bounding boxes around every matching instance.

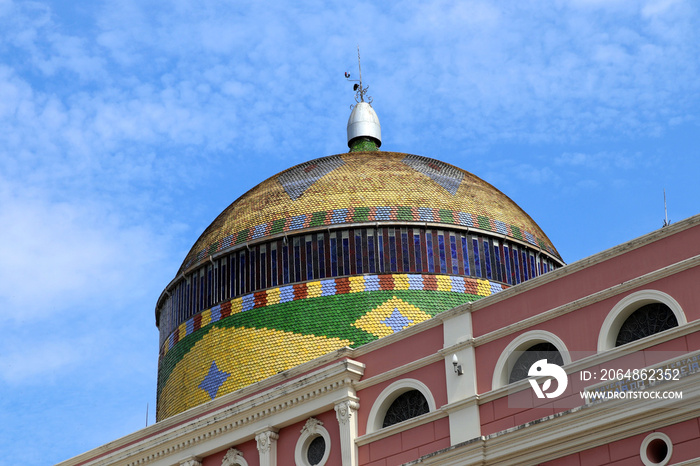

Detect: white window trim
[492,330,571,390]
[221,447,248,466]
[366,378,436,435]
[640,432,673,466]
[597,290,686,352]
[294,417,331,466]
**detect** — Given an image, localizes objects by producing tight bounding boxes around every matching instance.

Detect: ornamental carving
[301,417,323,435]
[180,457,202,466]
[255,430,278,454]
[335,400,359,425]
[221,448,245,466]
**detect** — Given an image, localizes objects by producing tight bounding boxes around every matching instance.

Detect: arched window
[382,389,430,428]
[598,290,686,352]
[492,331,571,390]
[366,379,436,434]
[508,342,564,384]
[615,303,678,347]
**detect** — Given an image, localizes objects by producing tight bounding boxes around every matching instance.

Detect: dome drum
[156,223,560,342]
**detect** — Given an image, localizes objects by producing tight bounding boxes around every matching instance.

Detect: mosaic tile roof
[157,150,562,420]
[178,152,561,274]
[156,273,504,420]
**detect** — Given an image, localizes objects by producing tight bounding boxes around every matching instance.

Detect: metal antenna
[345,46,372,105]
[663,189,670,227]
[357,46,363,101]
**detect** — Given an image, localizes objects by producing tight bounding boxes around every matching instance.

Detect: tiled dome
[179,151,560,273]
[155,150,563,420]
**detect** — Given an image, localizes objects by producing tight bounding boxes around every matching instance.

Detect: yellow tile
[267,287,281,305]
[349,275,365,293]
[307,280,322,298]
[437,275,452,292]
[231,297,243,314]
[200,309,212,327]
[476,279,492,296]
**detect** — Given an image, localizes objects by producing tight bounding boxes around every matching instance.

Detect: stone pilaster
[255,428,279,466]
[335,399,360,466]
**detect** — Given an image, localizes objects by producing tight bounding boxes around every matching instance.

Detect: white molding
[356,408,448,446]
[597,289,687,352]
[491,330,571,390]
[479,336,700,407]
[56,359,364,466]
[438,337,476,358]
[354,352,443,391]
[640,431,672,466]
[365,378,437,435]
[463,214,700,315]
[668,459,700,466]
[294,418,330,466]
[406,372,700,465]
[472,254,699,348]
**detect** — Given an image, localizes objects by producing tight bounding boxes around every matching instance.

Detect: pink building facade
[58,98,700,466]
[59,215,700,466]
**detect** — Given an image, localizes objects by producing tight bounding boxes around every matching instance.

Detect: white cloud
[0,184,169,324]
[0,338,85,383]
[642,0,684,17]
[555,151,643,171]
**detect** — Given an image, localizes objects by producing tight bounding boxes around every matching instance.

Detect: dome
[177,152,559,274]
[155,150,563,420]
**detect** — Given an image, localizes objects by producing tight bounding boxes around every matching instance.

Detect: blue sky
[0,1,698,464]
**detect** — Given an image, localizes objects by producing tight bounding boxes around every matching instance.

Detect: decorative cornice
[59,360,364,466]
[433,215,700,323]
[355,408,448,446]
[472,254,700,347]
[477,329,700,405]
[406,372,700,465]
[354,352,443,391]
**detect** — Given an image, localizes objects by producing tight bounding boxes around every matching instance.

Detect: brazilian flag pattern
[157,273,505,420]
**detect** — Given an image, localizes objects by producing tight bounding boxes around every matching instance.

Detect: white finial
[345,47,381,150]
[347,102,382,149]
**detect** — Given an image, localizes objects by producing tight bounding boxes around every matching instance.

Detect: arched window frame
[597,290,686,352]
[492,330,571,390]
[221,447,248,466]
[366,379,436,435]
[294,417,331,466]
